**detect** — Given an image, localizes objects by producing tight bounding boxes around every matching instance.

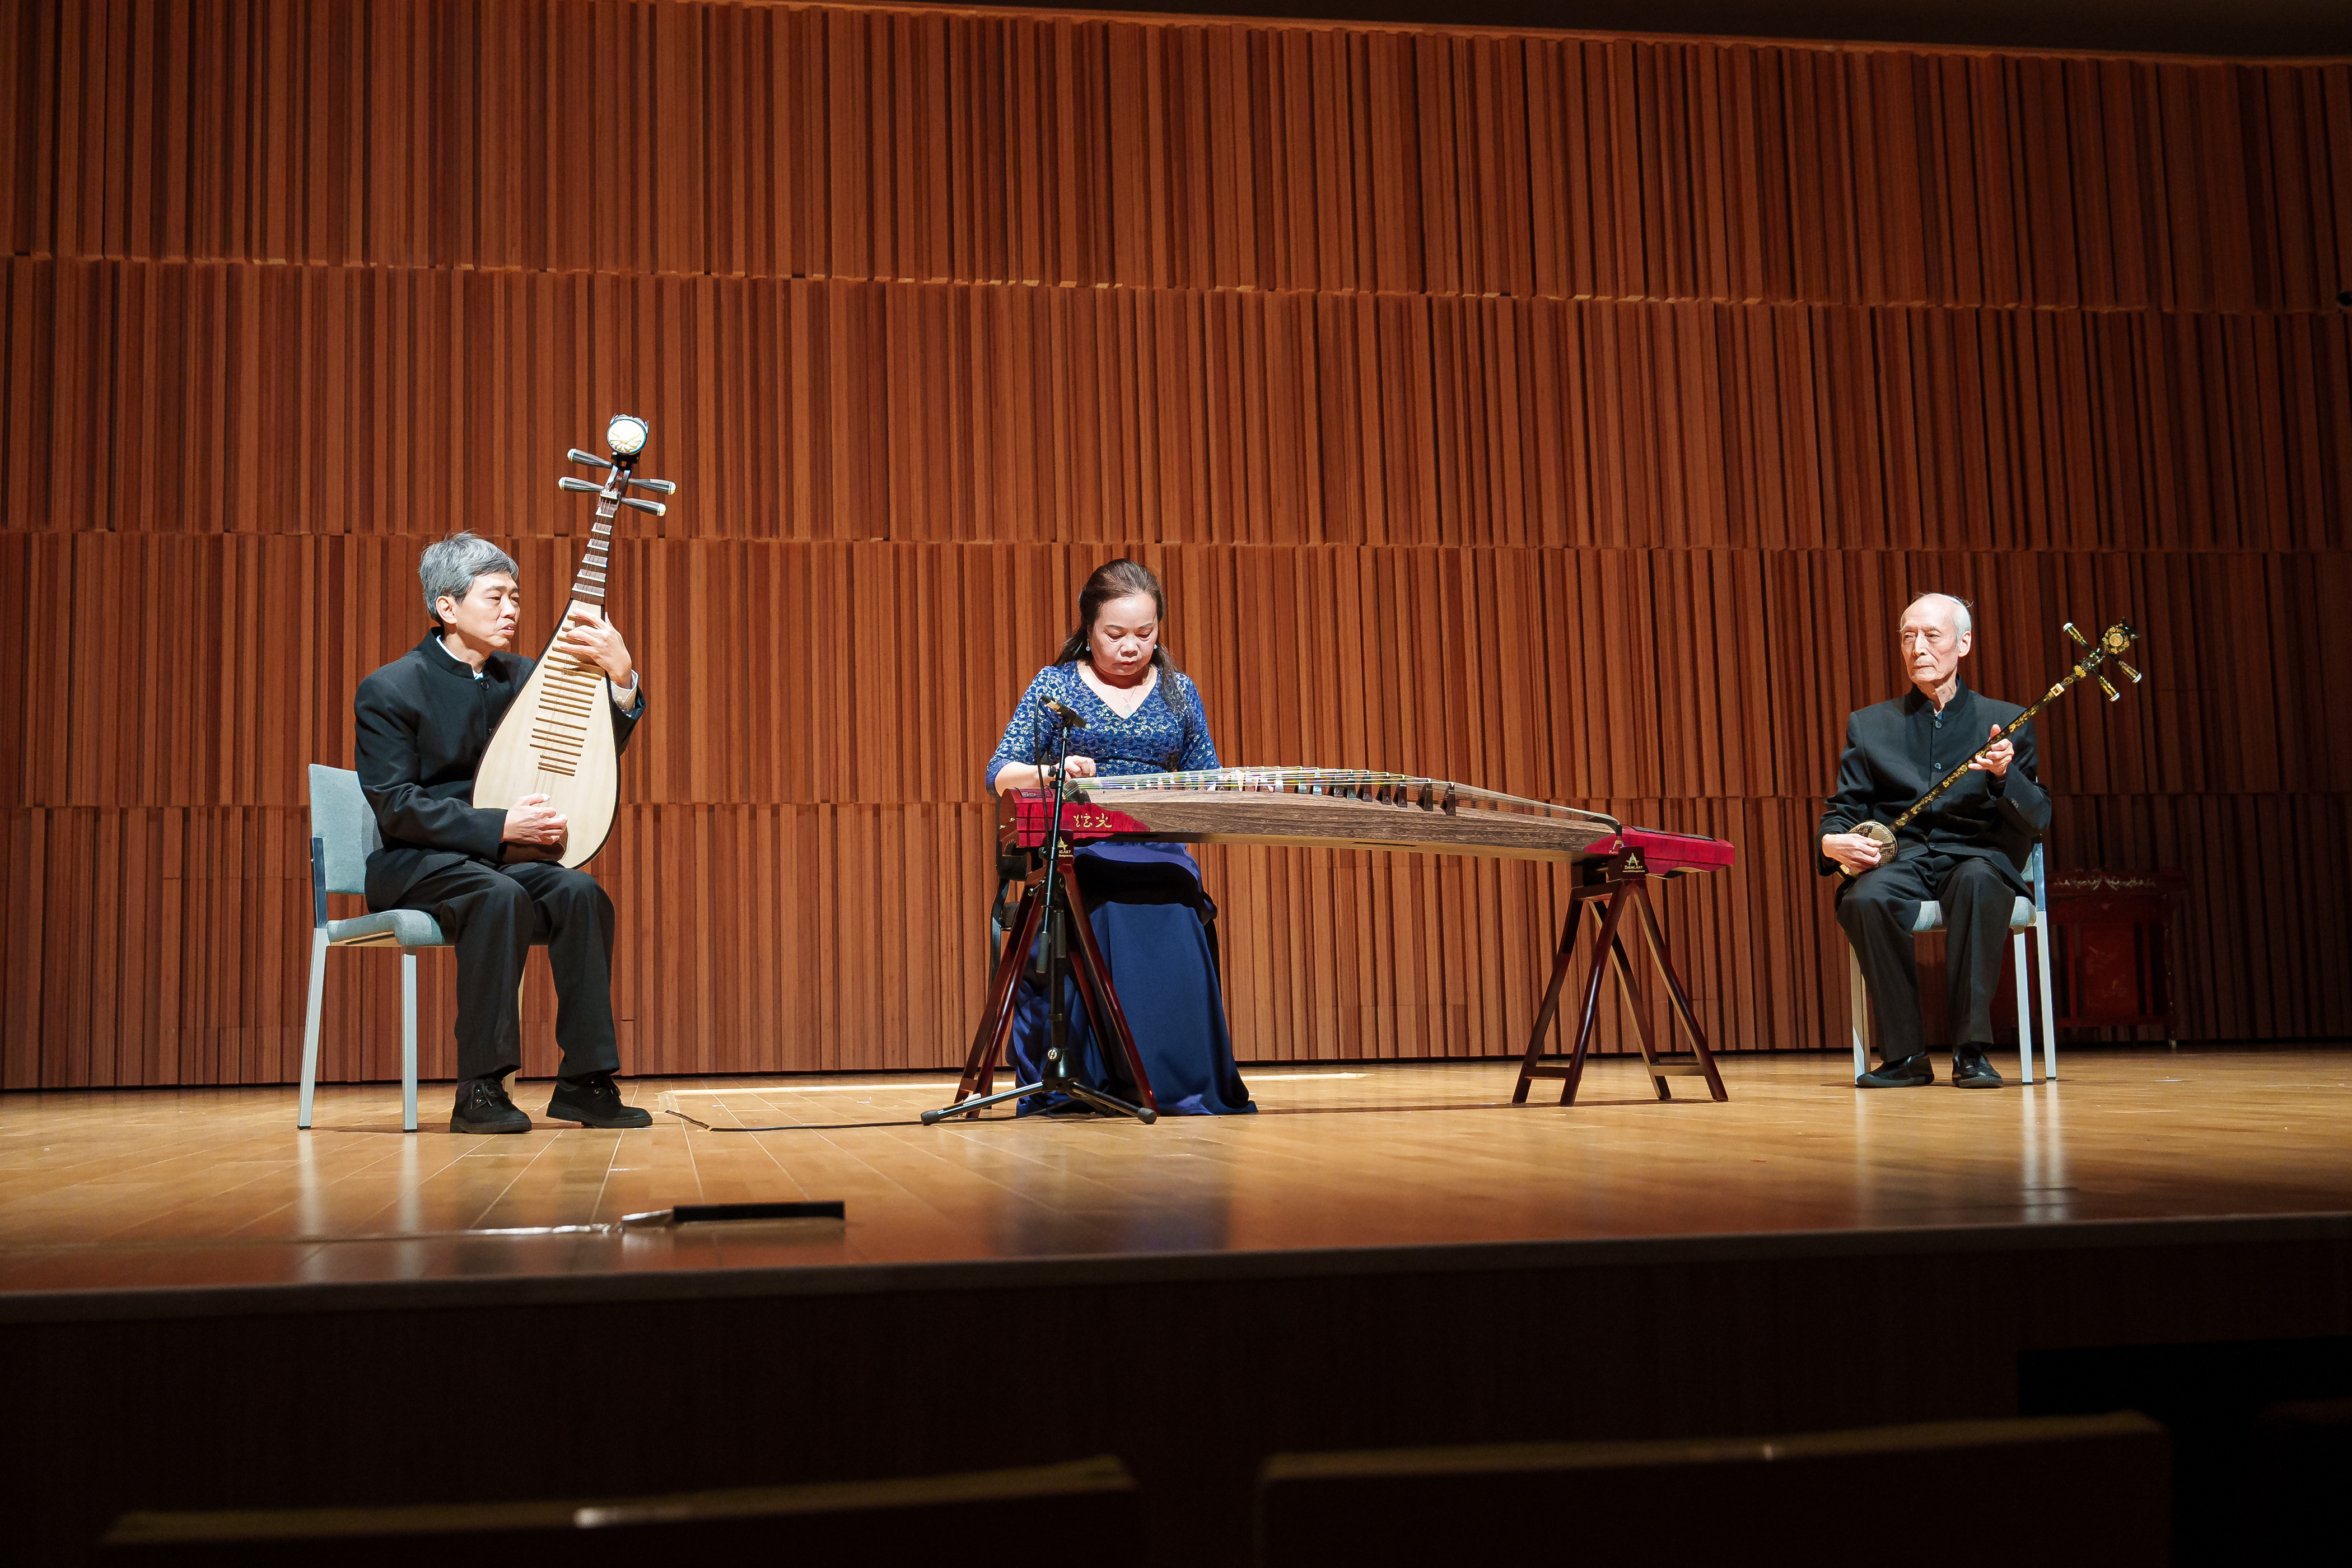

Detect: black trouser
[395,859,619,1084]
[1837,850,2015,1065]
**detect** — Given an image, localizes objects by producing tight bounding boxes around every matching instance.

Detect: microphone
[1042,697,1088,729]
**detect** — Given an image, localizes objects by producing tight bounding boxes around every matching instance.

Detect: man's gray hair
[1904,591,1973,639]
[420,532,520,624]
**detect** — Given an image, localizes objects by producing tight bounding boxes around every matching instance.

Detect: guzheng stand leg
[949,881,1046,1107]
[1512,860,1728,1107]
[1630,880,1728,1101]
[1603,916,1670,1100]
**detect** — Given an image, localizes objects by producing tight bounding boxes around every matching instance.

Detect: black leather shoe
[545,1071,653,1128]
[451,1077,531,1134]
[1952,1044,2006,1088]
[1857,1052,1934,1088]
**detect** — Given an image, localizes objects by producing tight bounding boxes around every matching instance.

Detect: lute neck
[568,487,621,610]
[1889,669,2083,831]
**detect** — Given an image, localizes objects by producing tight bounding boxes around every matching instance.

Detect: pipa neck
[569,503,618,608]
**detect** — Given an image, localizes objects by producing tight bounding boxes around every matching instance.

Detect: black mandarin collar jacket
[352,631,646,909]
[1815,678,2050,892]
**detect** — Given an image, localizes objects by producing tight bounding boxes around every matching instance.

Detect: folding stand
[1513,846,1728,1106]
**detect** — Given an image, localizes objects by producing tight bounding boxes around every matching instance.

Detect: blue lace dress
[984,664,1254,1116]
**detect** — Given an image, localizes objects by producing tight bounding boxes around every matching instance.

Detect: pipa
[470,414,676,869]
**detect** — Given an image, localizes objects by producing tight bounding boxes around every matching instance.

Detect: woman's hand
[996,756,1099,794]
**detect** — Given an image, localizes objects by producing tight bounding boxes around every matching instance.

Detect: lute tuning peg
[2115,660,2143,684]
[619,496,667,516]
[627,476,677,496]
[566,448,608,469]
[2097,677,2121,701]
[557,477,603,493]
[2062,622,2090,647]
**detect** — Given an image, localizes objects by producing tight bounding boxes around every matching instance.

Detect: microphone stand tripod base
[924,717,1161,1128]
[920,1047,1159,1126]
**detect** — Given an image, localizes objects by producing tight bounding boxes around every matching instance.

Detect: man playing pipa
[1819,594,2051,1090]
[353,532,653,1133]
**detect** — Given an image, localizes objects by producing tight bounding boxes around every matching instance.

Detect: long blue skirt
[1006,842,1254,1116]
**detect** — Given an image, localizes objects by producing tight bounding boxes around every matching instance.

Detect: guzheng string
[1069,766,1618,828]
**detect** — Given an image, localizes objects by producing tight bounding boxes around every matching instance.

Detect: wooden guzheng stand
[1511,824,1735,1106]
[937,768,1737,1116]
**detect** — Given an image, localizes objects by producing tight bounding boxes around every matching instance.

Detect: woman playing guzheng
[985,559,1255,1116]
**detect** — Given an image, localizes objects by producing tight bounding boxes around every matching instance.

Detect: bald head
[1898,594,1975,706]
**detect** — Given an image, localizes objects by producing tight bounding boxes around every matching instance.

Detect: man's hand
[502,793,568,848]
[1822,832,1884,873]
[1968,722,2014,780]
[558,606,633,687]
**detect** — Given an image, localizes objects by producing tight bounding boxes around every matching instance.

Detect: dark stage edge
[8,1211,2350,1565]
[3,1208,2349,1323]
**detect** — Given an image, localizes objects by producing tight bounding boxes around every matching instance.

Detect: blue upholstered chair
[1846,843,2058,1084]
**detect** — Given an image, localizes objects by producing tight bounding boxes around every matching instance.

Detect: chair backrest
[305,764,381,898]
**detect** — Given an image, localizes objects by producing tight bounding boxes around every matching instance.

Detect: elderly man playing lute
[1819,594,2051,1089]
[353,532,653,1133]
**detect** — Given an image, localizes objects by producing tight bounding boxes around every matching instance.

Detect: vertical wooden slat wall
[1,0,2346,1086]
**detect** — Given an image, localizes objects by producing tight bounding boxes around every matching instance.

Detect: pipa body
[469,415,671,871]
[471,608,623,869]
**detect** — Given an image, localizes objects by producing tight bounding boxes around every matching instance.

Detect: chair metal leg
[2034,911,2059,1080]
[400,949,421,1133]
[2012,930,2034,1084]
[1847,944,1872,1081]
[298,930,329,1128]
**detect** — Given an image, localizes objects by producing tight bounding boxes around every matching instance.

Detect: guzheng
[962,765,1737,1113]
[1001,767,1735,874]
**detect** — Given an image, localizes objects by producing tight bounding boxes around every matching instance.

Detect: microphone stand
[922,707,1156,1125]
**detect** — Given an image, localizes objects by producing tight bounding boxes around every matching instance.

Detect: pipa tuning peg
[557,477,603,493]
[2097,676,2121,701]
[619,495,666,516]
[566,448,608,469]
[627,476,677,496]
[2062,622,2090,647]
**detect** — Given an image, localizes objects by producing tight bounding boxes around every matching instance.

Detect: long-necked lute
[470,414,675,869]
[1845,619,2141,876]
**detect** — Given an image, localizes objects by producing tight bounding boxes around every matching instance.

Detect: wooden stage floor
[3,1047,2348,1298]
